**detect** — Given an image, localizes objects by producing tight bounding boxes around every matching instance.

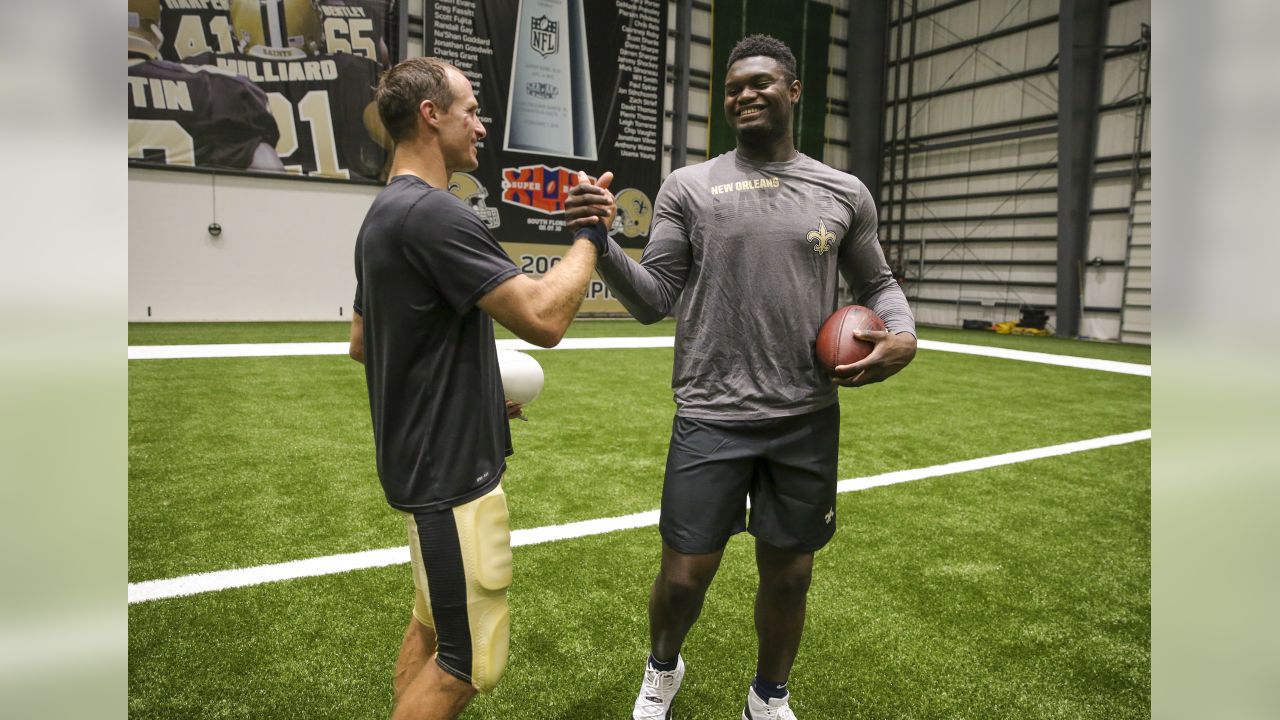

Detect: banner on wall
[426,0,669,312]
[127,0,398,182]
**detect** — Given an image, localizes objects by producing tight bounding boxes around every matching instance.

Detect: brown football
[815,305,886,373]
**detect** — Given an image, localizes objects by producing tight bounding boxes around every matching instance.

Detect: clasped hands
[565,170,618,253]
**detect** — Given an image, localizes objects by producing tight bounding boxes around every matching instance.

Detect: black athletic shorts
[659,403,840,554]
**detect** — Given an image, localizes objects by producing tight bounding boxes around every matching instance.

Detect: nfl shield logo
[530,15,558,57]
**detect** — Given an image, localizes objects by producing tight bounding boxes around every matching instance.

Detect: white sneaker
[631,655,685,719]
[742,685,797,720]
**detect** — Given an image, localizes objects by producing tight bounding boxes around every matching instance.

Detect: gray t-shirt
[597,150,915,421]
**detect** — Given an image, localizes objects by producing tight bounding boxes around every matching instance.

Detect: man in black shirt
[349,57,614,719]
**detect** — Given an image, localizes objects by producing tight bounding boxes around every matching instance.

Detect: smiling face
[723,55,801,146]
[437,68,486,174]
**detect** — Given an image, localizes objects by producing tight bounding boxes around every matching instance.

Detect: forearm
[596,236,682,324]
[526,237,597,338]
[349,313,365,364]
[858,274,916,336]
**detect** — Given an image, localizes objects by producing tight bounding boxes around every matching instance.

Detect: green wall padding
[708,0,832,160]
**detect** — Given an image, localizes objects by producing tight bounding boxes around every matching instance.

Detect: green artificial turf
[128,320,1150,365]
[128,347,1148,582]
[129,443,1149,720]
[128,321,1150,719]
[128,318,681,345]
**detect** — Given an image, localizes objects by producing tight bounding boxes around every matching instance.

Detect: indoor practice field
[127,319,1150,720]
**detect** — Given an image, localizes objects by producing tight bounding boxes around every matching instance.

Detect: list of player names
[430,0,495,127]
[614,0,664,161]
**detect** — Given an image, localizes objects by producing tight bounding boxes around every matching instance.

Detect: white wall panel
[129,168,378,321]
[919,3,980,54]
[692,9,711,36]
[1107,0,1151,45]
[1092,179,1131,209]
[976,0,1031,36]
[1084,265,1125,304]
[1088,216,1129,258]
[1081,314,1122,340]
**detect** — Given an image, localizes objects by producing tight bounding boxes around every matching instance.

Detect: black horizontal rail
[885,44,1143,108]
[886,97,1144,149]
[905,276,1059,288]
[909,296,1123,314]
[880,236,1059,244]
[667,29,711,46]
[665,110,709,124]
[882,152,1149,186]
[889,0,977,29]
[908,124,1058,154]
[894,211,1058,224]
[914,258,1125,267]
[892,207,1128,224]
[883,185,1058,205]
[888,14,1059,68]
[664,144,709,158]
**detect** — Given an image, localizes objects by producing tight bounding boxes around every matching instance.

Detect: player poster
[424,0,668,311]
[128,0,399,182]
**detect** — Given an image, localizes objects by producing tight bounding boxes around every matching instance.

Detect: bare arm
[477,235,599,348]
[348,311,364,364]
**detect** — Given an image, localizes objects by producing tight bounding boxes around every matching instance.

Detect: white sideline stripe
[836,429,1151,494]
[128,430,1150,604]
[129,341,350,359]
[916,339,1151,376]
[127,337,677,359]
[127,336,1151,375]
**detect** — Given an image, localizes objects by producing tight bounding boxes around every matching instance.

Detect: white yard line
[128,429,1151,605]
[128,336,1151,376]
[914,339,1151,376]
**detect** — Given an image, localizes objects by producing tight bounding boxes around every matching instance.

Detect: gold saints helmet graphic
[448,173,502,229]
[610,188,653,239]
[806,219,835,255]
[230,0,323,60]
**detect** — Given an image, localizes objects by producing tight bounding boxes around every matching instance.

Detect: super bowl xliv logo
[531,15,558,56]
[501,165,578,215]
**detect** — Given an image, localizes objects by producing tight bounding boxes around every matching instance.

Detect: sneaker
[631,655,685,719]
[742,685,797,720]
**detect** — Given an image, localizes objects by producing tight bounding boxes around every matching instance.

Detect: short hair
[376,56,457,143]
[726,34,798,83]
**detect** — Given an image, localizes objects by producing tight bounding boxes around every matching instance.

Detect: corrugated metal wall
[879,0,1150,342]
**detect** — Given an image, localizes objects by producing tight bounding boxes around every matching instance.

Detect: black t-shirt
[128,59,280,169]
[354,175,520,512]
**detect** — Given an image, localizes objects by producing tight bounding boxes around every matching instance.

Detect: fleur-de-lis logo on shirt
[806,219,835,255]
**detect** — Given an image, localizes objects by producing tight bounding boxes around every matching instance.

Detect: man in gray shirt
[568,34,916,720]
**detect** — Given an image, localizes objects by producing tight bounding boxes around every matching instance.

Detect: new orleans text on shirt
[709,177,782,195]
